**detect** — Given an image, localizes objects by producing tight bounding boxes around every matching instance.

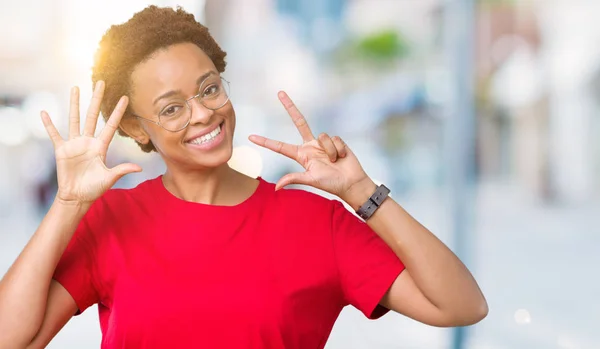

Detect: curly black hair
[92,5,227,152]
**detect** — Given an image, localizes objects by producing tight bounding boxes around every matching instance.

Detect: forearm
[0,199,89,345]
[344,178,487,318]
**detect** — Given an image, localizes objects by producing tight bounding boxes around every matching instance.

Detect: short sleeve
[331,200,405,319]
[53,213,100,315]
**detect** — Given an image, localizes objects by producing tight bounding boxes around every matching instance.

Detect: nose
[188,98,214,125]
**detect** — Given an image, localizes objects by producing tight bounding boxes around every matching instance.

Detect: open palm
[249,91,369,198]
[42,81,141,205]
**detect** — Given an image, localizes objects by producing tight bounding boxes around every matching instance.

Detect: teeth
[189,124,221,145]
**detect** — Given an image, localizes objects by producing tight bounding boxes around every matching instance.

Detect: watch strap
[356,184,390,220]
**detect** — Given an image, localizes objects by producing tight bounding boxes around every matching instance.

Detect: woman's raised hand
[249,91,372,203]
[41,81,142,205]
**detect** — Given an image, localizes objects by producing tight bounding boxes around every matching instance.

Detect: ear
[119,114,151,145]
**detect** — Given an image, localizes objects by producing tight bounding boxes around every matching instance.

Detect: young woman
[0,6,487,349]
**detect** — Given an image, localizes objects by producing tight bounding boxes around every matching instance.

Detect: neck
[162,163,255,205]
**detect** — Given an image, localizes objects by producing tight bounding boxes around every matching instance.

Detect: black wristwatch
[356,184,390,220]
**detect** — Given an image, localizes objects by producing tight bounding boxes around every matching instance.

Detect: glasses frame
[129,77,230,132]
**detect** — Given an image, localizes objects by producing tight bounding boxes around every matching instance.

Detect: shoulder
[259,178,348,219]
[73,177,161,245]
[84,176,160,220]
[102,176,158,201]
[259,180,365,229]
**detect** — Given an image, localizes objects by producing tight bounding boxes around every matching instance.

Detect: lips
[184,121,224,143]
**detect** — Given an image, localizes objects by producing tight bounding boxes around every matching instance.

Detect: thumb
[108,163,143,183]
[275,172,313,191]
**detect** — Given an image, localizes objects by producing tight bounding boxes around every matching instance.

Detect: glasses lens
[158,76,230,132]
[198,76,230,110]
[158,103,190,132]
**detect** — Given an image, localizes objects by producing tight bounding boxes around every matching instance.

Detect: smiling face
[125,42,235,170]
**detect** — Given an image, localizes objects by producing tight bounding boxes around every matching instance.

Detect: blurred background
[1,0,599,348]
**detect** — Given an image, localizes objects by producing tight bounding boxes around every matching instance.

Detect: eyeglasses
[130,76,230,132]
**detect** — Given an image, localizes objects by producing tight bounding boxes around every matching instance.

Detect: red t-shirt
[53,176,404,348]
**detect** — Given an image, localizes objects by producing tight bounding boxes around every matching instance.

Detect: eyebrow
[152,71,217,106]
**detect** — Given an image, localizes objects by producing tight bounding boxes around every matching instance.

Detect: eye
[202,84,220,97]
[161,105,183,118]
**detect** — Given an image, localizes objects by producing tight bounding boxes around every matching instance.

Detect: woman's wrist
[51,196,92,218]
[341,177,378,211]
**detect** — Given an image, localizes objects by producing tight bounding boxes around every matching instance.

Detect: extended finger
[106,162,143,188]
[248,134,299,161]
[40,111,64,148]
[275,172,313,191]
[83,80,105,137]
[99,96,129,145]
[318,133,338,162]
[331,136,347,158]
[278,91,315,143]
[68,86,81,139]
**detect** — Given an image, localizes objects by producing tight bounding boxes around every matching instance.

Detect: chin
[187,141,233,170]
